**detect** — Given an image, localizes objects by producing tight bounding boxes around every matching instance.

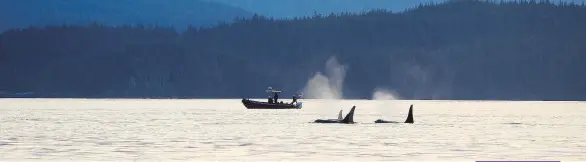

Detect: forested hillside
[1,0,585,100]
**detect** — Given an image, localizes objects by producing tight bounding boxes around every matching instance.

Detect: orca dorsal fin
[404,104,414,123]
[341,106,356,124]
[338,109,343,120]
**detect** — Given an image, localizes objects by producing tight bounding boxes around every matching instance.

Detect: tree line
[1,0,585,100]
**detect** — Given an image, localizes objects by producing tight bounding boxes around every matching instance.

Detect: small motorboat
[241,98,302,109]
[241,87,303,109]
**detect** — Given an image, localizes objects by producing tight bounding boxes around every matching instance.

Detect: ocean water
[1,98,585,161]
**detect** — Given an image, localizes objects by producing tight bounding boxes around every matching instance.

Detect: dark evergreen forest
[1,0,585,100]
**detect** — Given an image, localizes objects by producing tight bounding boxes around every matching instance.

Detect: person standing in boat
[268,96,273,104]
[291,94,298,104]
[273,92,279,103]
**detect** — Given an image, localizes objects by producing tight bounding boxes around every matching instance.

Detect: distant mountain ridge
[0,0,254,32]
[211,0,586,18]
[211,0,444,18]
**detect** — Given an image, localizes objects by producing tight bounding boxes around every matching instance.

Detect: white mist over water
[302,56,347,99]
[301,56,348,116]
[372,87,404,120]
[299,56,409,118]
[372,87,402,100]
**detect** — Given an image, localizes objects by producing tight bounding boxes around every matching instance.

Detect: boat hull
[241,98,302,109]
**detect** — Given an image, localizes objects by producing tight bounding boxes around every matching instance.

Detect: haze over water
[1,99,585,161]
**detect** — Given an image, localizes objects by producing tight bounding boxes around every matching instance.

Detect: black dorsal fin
[404,104,414,123]
[341,106,356,124]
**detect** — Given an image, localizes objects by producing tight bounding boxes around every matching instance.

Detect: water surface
[1,99,585,161]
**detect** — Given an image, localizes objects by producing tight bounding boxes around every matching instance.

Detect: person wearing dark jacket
[291,95,298,104]
[273,93,279,103]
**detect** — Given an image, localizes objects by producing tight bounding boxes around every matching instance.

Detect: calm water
[1,98,585,161]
